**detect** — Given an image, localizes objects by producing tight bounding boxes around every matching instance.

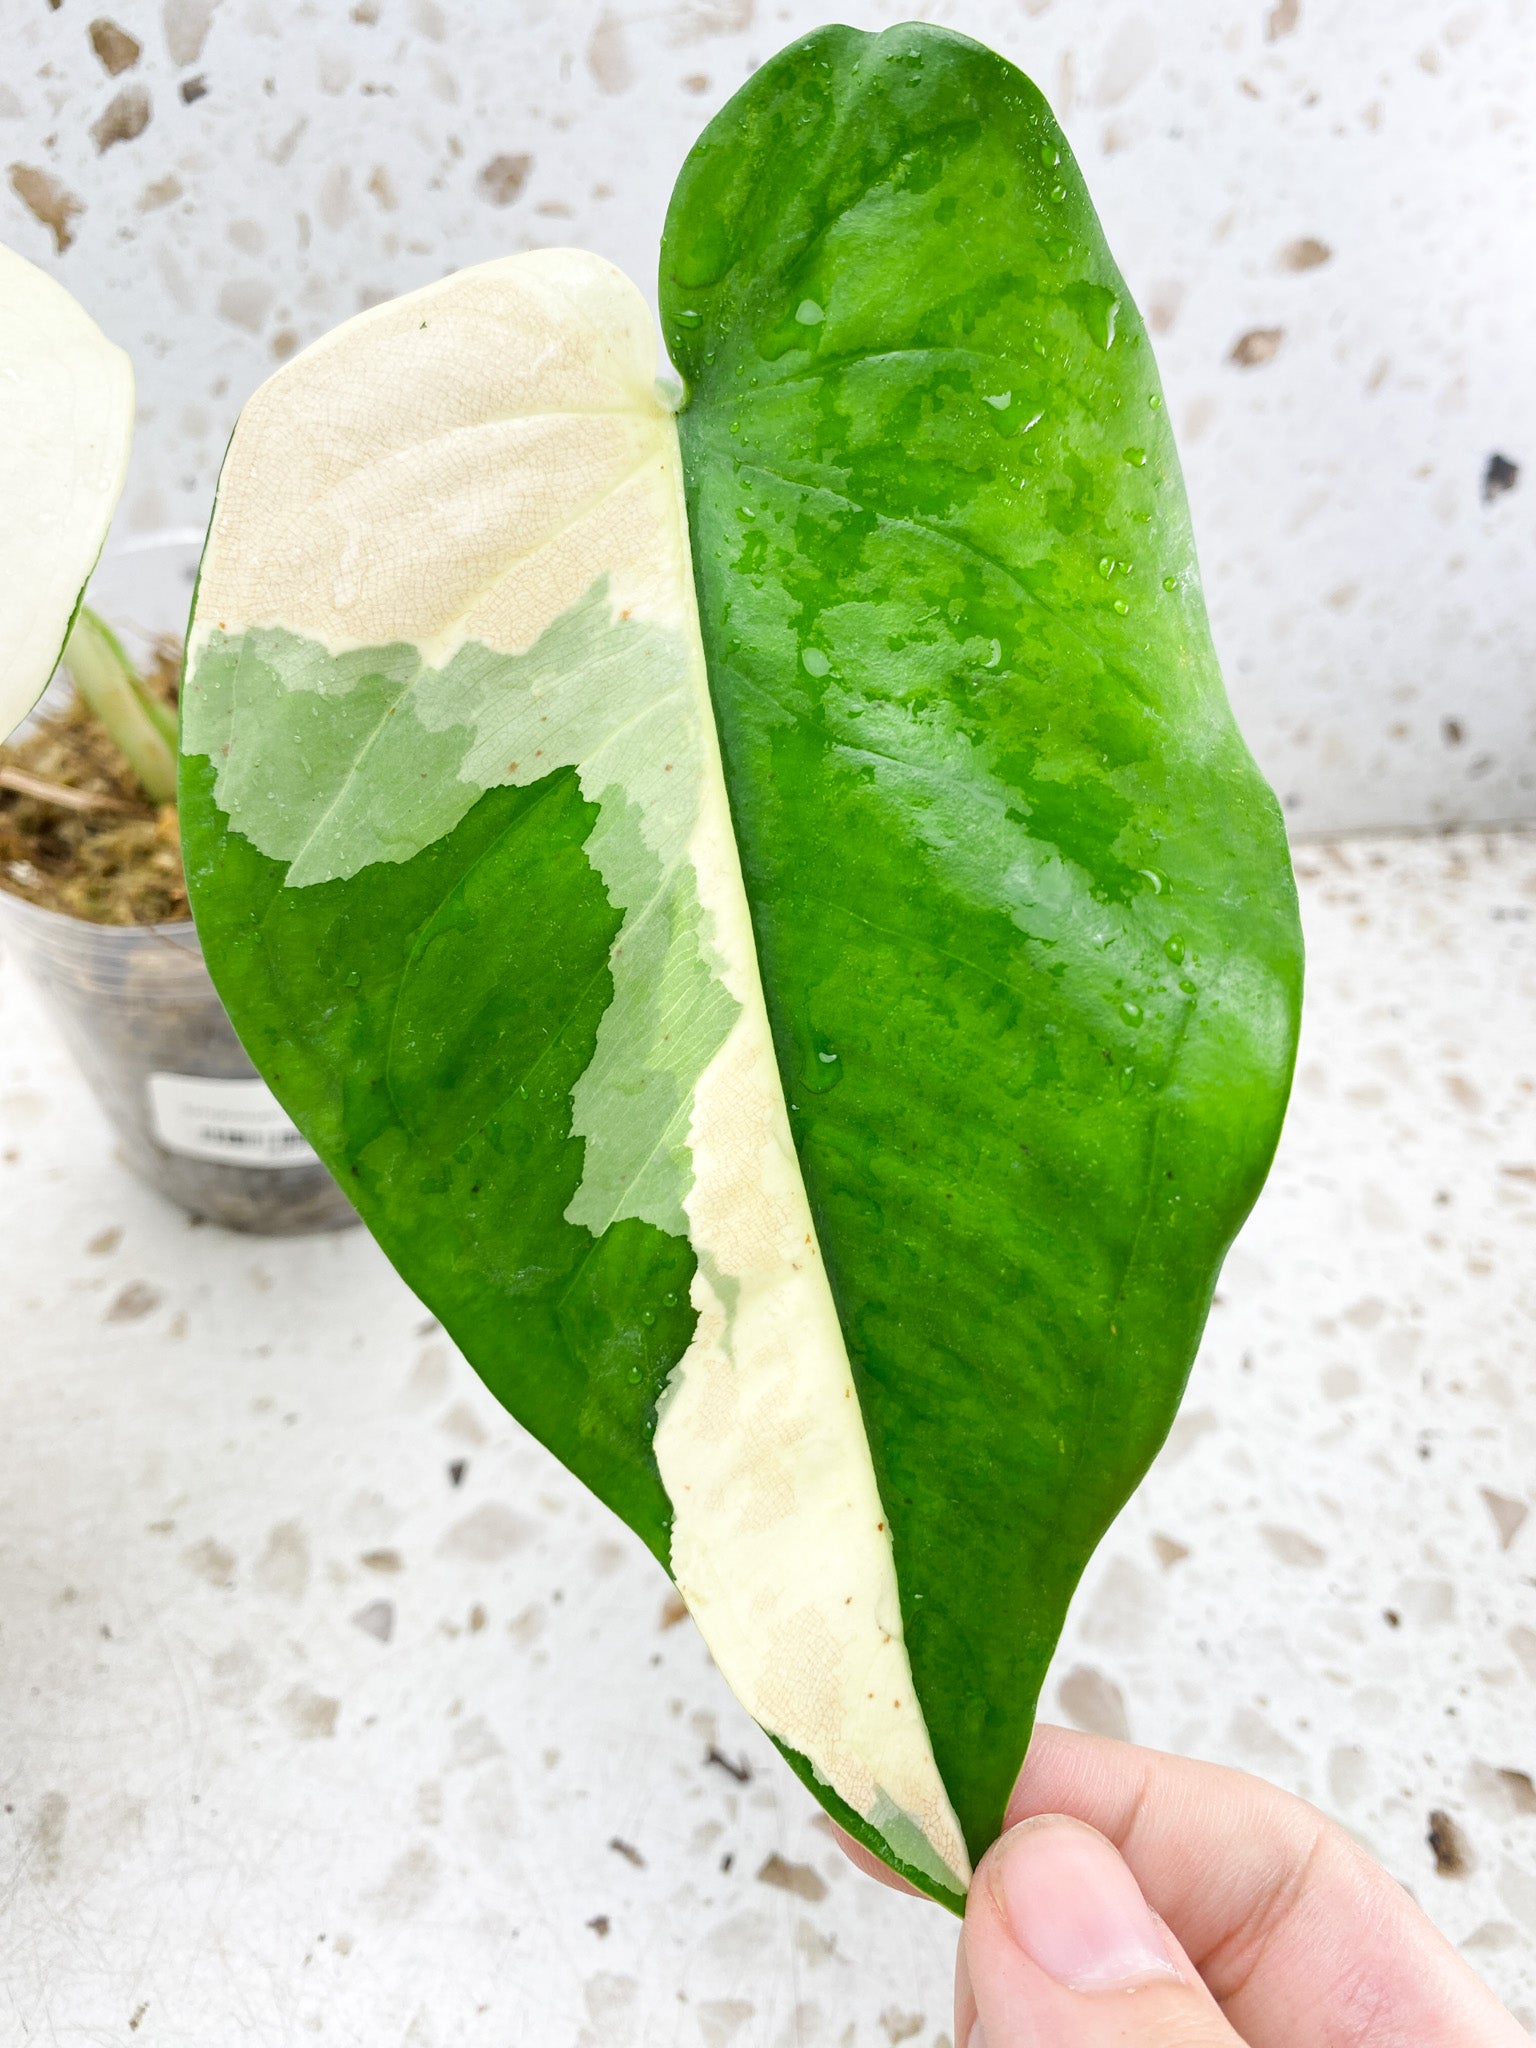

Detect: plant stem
[0,764,140,814]
[61,607,177,805]
[86,609,178,748]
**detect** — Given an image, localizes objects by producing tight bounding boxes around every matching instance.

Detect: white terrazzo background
[1,0,1534,833]
[2,826,1533,2044]
[3,0,1536,2038]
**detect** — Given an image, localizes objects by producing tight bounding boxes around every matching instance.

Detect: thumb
[957,1816,1248,2048]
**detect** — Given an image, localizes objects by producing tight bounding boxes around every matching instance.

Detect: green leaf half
[660,22,1302,1873]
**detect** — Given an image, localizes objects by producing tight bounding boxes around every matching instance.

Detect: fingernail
[988,1819,1180,1993]
[965,2023,986,2048]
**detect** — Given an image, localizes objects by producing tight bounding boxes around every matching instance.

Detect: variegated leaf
[181,26,1301,1907]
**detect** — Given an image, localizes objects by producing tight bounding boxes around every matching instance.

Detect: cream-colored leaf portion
[190,250,684,669]
[189,248,968,1891]
[0,243,134,740]
[645,307,970,1890]
[657,689,972,1899]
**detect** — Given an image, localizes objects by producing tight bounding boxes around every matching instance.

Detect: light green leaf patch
[183,581,738,1238]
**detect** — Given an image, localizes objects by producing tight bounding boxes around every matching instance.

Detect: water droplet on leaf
[795,1001,843,1092]
[801,1046,842,1093]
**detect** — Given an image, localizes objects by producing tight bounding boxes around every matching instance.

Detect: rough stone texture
[2,827,1532,2040]
[1,0,1533,832]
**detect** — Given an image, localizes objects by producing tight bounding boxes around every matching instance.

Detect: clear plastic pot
[0,530,358,1235]
[0,889,358,1232]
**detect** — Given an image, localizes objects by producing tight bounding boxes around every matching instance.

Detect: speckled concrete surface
[3,0,1535,834]
[2,826,1532,2044]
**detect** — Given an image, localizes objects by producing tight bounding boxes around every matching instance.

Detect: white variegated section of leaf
[661,748,973,1897]
[188,249,969,1892]
[0,243,134,740]
[188,250,685,670]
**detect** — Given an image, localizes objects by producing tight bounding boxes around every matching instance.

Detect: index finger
[1008,1723,1525,2047]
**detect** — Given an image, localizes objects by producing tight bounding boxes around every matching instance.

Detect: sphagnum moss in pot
[0,249,357,1234]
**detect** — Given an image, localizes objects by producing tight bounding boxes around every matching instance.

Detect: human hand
[842,1724,1528,2045]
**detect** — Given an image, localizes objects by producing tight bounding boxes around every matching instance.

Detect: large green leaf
[0,243,134,740]
[661,22,1301,1871]
[181,25,1301,1911]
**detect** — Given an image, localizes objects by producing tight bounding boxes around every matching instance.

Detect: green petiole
[62,606,177,805]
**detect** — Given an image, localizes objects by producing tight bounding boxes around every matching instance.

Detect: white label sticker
[147,1072,319,1168]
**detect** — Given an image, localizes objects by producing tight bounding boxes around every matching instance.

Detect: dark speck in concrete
[106,1281,163,1324]
[91,84,151,151]
[1483,453,1519,503]
[1481,1489,1529,1552]
[476,153,532,206]
[1230,327,1284,368]
[353,1599,394,1643]
[7,163,84,251]
[1496,1769,1536,1815]
[1280,236,1331,270]
[89,18,141,74]
[706,1746,752,1784]
[1428,1808,1472,1877]
[757,1853,827,1902]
